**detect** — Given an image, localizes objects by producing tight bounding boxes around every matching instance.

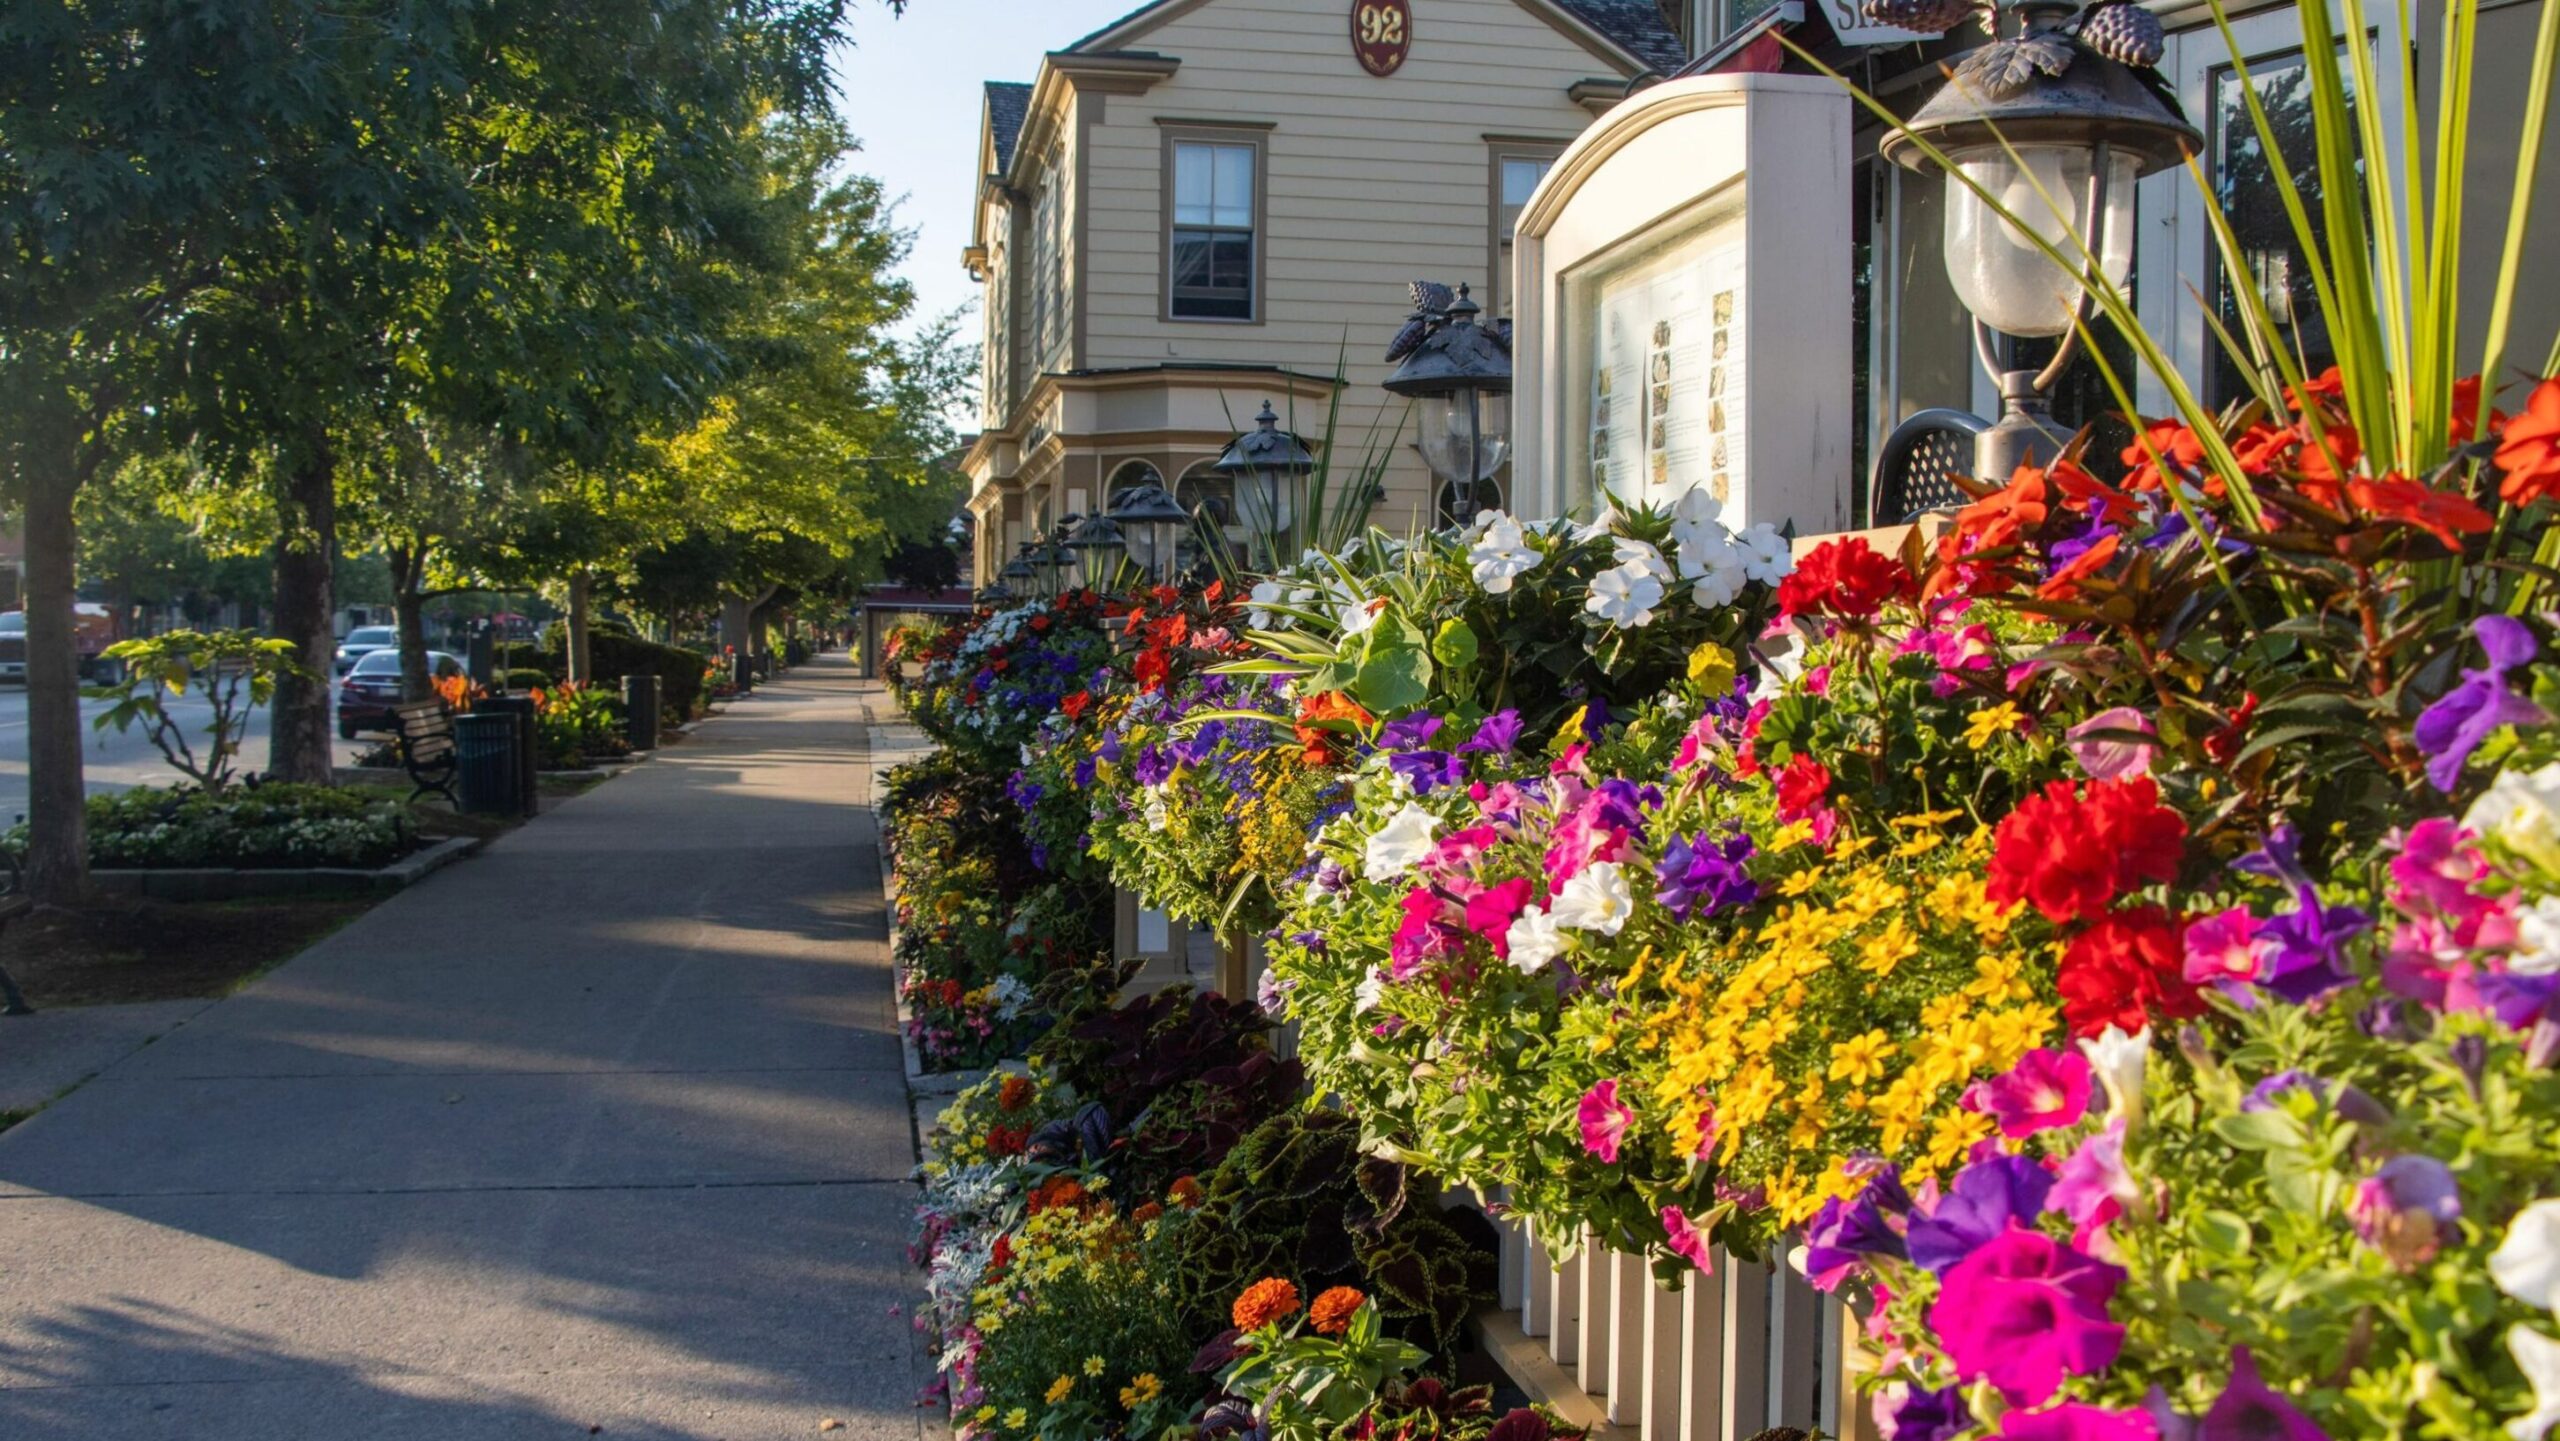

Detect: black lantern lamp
[1213,401,1317,571]
[1003,540,1041,600]
[1873,0,2197,488]
[1383,281,1513,527]
[977,581,1017,607]
[1064,511,1129,593]
[1106,481,1194,586]
[1029,523,1076,600]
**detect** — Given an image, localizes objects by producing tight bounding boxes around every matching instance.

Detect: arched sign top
[1351,0,1411,77]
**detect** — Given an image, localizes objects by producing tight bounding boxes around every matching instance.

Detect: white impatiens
[1505,905,1566,973]
[1663,488,1792,608]
[1550,861,1635,935]
[1585,564,1665,628]
[1363,800,1441,879]
[1468,513,1544,594]
[1738,522,1795,584]
[2495,1199,2560,1311]
[2510,1325,2560,1441]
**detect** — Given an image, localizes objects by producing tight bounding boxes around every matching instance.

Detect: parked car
[334,625,399,676]
[337,648,466,738]
[0,605,126,683]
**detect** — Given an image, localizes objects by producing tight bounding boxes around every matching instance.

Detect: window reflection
[2209,50,2353,405]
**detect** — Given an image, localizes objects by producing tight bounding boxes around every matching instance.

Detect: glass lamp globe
[1416,389,1511,490]
[1941,143,2140,338]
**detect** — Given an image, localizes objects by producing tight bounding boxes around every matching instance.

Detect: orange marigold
[997,1074,1035,1113]
[1168,1176,1205,1209]
[1028,1177,1089,1215]
[1231,1277,1302,1331]
[1308,1286,1366,1336]
[1132,1201,1164,1224]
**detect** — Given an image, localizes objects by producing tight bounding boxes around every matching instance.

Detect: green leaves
[1353,608,1434,715]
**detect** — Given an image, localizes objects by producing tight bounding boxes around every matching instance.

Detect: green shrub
[501,667,556,691]
[0,783,415,870]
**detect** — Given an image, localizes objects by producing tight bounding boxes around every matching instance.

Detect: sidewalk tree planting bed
[0,898,372,1006]
[5,784,419,872]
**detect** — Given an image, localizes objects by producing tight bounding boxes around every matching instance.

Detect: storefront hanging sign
[1351,0,1412,76]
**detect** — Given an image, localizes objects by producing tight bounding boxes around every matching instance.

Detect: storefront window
[2207,49,2352,405]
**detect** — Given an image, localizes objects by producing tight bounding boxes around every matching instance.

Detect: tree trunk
[389,542,432,703]
[267,447,338,784]
[720,592,754,669]
[566,570,593,684]
[22,465,88,905]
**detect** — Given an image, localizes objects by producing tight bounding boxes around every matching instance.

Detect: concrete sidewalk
[0,656,931,1440]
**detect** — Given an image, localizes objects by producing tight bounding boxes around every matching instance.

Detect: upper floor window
[1490,149,1561,315]
[1168,138,1259,321]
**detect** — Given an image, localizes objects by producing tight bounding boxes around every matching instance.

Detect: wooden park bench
[395,698,461,806]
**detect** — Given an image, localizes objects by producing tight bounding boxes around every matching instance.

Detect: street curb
[84,834,482,902]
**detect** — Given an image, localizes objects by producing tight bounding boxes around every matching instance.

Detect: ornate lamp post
[1874,0,2196,483]
[1213,401,1317,572]
[1383,281,1512,526]
[1064,511,1128,593]
[1106,481,1195,587]
[1003,541,1041,601]
[1030,524,1075,600]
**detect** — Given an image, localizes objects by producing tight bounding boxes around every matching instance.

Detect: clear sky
[830,0,1144,359]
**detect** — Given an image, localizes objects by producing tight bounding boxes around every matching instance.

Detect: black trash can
[732,652,753,692]
[622,673,661,751]
[476,695,541,817]
[454,712,520,815]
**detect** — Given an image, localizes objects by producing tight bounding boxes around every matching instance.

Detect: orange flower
[1232,1277,1302,1331]
[997,1074,1035,1113]
[1168,1176,1205,1209]
[1028,1177,1089,1215]
[2495,378,2560,507]
[2346,473,2493,548]
[2120,419,2213,495]
[2034,532,2120,602]
[1131,1201,1164,1224]
[1308,1286,1366,1335]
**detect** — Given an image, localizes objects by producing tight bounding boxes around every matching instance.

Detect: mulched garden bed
[0,898,372,1007]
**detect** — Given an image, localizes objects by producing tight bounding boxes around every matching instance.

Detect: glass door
[2133,4,2407,415]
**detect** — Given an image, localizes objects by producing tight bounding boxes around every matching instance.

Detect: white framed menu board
[1512,74,1852,533]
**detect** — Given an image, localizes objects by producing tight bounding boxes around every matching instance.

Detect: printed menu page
[1574,202,1747,515]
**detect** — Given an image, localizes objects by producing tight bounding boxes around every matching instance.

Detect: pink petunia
[1660,1206,1714,1272]
[2047,1117,2140,1249]
[2064,707,2158,782]
[1926,1223,2126,1407]
[1578,1080,1635,1163]
[1996,1402,2159,1440]
[1961,1048,2094,1139]
[2183,905,2270,991]
[1465,877,1536,958]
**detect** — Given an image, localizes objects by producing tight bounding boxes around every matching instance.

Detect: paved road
[0,656,932,1439]
[0,686,370,820]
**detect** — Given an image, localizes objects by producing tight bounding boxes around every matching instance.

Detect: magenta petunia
[1927,1223,2127,1407]
[2047,1118,2140,1244]
[1659,1206,1714,1272]
[1465,877,1536,958]
[2195,1348,2329,1440]
[1962,1048,2095,1139]
[1578,1080,1635,1163]
[2183,905,2269,992]
[1998,1402,2159,1440]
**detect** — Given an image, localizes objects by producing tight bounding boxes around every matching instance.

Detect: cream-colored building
[958,0,1686,583]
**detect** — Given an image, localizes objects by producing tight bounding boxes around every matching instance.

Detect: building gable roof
[1065,0,1683,74]
[984,81,1034,173]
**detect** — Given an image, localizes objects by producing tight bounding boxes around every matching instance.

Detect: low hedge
[2,784,416,870]
[543,631,711,723]
[501,667,556,691]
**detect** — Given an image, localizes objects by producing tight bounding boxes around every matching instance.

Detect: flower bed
[4,784,417,871]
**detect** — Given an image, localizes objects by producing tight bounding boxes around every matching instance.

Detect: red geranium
[2496,377,2560,507]
[986,1123,1028,1158]
[1060,690,1093,722]
[2056,905,2204,1037]
[1774,755,1831,819]
[1985,777,2187,925]
[1132,646,1172,693]
[1777,537,1917,622]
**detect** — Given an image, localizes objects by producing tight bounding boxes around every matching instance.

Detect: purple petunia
[1459,710,1524,756]
[1883,1383,1974,1441]
[1388,750,1468,795]
[1906,1152,2055,1274]
[1132,744,1174,787]
[1379,714,1445,752]
[2413,614,2547,792]
[1654,830,1760,920]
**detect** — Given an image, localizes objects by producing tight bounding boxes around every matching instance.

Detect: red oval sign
[1351,0,1411,77]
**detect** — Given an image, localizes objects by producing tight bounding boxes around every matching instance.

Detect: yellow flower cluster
[1641,816,2060,1225]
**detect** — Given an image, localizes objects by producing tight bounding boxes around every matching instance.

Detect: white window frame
[1162,129,1266,324]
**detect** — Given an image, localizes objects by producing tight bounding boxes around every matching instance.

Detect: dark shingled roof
[1555,0,1688,73]
[986,81,1033,173]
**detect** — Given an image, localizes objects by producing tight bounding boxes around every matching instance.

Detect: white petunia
[2516,897,2560,976]
[2078,1024,2151,1128]
[1506,905,1566,973]
[1611,536,1676,583]
[1737,523,1796,584]
[1363,800,1441,879]
[1355,970,1387,1013]
[2470,763,2560,879]
[1550,861,1635,935]
[2510,1326,2560,1441]
[1468,513,1544,594]
[2496,1200,2560,1311]
[1585,563,1665,628]
[1143,787,1171,833]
